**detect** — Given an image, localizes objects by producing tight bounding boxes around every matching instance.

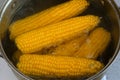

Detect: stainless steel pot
[0,0,120,80]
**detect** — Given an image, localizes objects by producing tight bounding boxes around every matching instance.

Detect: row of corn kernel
[74,27,111,59]
[13,27,111,60]
[17,54,104,77]
[48,27,111,59]
[14,27,110,78]
[15,15,100,54]
[10,0,111,78]
[9,0,89,40]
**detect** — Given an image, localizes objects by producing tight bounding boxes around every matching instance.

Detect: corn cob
[12,50,23,63]
[15,15,100,53]
[9,0,89,40]
[17,54,104,77]
[52,34,88,56]
[74,27,111,59]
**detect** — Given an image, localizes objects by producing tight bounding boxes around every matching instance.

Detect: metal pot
[0,0,120,80]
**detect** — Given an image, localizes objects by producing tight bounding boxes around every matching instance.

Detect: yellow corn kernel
[15,15,100,53]
[52,34,87,56]
[9,0,89,40]
[17,54,104,77]
[74,27,111,59]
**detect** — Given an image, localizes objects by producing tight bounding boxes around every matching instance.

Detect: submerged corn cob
[74,27,111,59]
[17,54,104,77]
[15,15,100,53]
[9,0,89,40]
[12,50,23,63]
[52,34,88,56]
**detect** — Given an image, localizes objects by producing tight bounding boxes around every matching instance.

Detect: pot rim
[88,0,120,79]
[0,0,32,79]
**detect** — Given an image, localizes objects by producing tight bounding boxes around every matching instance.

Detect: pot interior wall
[1,0,119,79]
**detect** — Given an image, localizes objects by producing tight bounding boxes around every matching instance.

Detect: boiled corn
[9,0,89,40]
[17,54,104,77]
[74,27,111,59]
[15,15,100,53]
[12,50,23,63]
[52,34,87,56]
